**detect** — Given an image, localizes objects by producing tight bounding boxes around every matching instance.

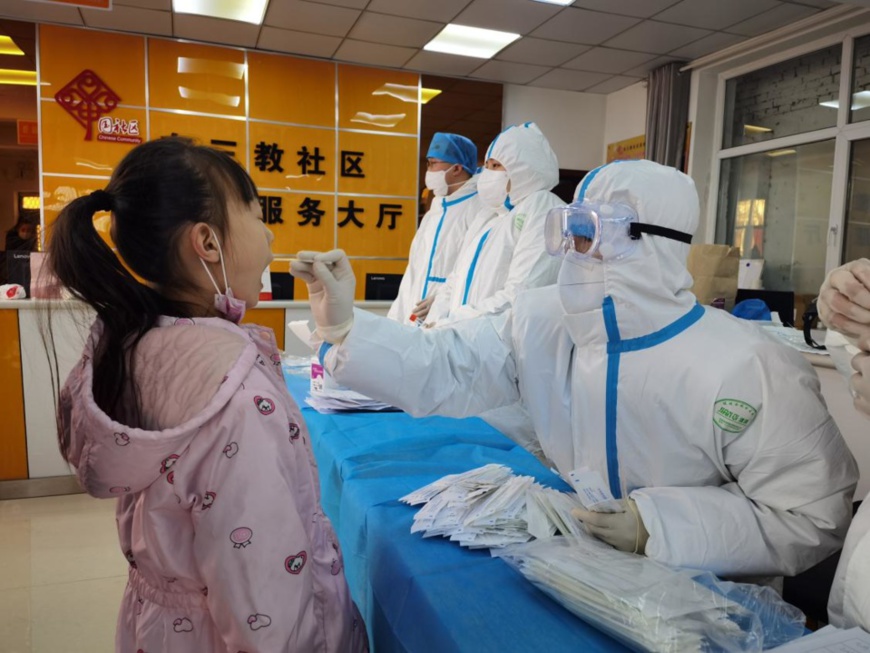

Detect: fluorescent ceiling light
[371,83,442,104]
[820,90,870,111]
[424,24,520,59]
[172,0,268,25]
[0,36,25,56]
[743,124,772,134]
[532,0,574,4]
[766,149,796,157]
[0,69,36,86]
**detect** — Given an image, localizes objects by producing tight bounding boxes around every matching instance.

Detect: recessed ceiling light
[532,0,575,5]
[172,0,268,25]
[0,36,25,56]
[424,24,520,59]
[0,69,36,86]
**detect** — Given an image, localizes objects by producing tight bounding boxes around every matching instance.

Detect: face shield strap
[629,222,693,244]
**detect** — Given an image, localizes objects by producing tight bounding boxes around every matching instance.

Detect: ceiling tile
[470,60,552,84]
[349,12,443,48]
[82,5,172,36]
[300,0,370,7]
[621,55,680,77]
[655,0,780,30]
[333,39,417,67]
[173,15,260,47]
[403,51,483,76]
[257,26,342,58]
[496,38,590,66]
[531,7,641,45]
[584,75,644,94]
[667,31,745,59]
[604,20,711,54]
[529,68,611,92]
[727,2,820,36]
[568,0,682,18]
[453,0,561,35]
[115,0,170,9]
[0,0,83,25]
[263,0,361,38]
[563,47,657,74]
[366,0,472,23]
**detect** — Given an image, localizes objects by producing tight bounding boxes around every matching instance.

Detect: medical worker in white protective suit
[292,159,858,578]
[388,133,485,326]
[425,122,563,327]
[817,259,870,630]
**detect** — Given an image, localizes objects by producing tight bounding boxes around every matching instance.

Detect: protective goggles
[544,201,693,261]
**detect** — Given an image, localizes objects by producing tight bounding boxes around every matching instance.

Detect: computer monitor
[365,273,403,300]
[735,289,795,326]
[270,272,294,300]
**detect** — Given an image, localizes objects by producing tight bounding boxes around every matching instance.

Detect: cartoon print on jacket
[254,396,275,415]
[230,527,253,548]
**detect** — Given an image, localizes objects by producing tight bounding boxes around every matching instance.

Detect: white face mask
[425,170,450,197]
[557,256,605,316]
[477,169,509,209]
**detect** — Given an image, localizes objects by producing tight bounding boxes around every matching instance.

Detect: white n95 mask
[558,255,605,316]
[425,170,450,197]
[477,169,509,209]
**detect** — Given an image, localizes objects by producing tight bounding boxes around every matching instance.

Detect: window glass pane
[717,140,834,296]
[723,45,841,149]
[843,139,870,261]
[851,35,870,124]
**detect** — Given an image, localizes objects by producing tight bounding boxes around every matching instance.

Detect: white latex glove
[290,249,355,344]
[572,499,649,555]
[819,259,870,345]
[410,294,435,322]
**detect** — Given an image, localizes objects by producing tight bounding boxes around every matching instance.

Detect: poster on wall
[606,134,646,163]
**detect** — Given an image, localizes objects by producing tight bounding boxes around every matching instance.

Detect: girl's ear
[189,223,220,263]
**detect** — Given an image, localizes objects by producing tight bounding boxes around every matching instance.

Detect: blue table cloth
[285,374,631,652]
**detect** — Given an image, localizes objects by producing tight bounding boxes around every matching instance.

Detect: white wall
[502,84,606,172]
[602,81,647,163]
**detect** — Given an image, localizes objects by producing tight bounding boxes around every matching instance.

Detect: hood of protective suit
[561,159,699,341]
[486,122,559,206]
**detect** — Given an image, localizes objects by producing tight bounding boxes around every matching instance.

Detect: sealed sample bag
[492,535,805,653]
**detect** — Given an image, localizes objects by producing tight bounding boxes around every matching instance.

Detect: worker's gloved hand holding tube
[819,258,870,344]
[572,499,650,555]
[290,249,356,344]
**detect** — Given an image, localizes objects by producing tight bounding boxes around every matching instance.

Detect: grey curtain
[645,61,691,170]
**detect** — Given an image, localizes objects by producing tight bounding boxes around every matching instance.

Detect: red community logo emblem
[55,69,141,144]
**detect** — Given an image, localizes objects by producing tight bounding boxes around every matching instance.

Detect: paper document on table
[305,388,396,413]
[767,626,870,652]
[761,325,830,356]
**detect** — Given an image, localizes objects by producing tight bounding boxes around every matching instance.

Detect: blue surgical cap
[427,133,478,175]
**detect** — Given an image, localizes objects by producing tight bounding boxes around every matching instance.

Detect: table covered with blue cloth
[284,373,631,652]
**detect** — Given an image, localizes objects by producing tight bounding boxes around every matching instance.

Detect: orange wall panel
[335,196,415,258]
[0,312,29,480]
[248,52,334,127]
[242,308,285,350]
[336,131,418,197]
[258,191,335,257]
[338,65,419,135]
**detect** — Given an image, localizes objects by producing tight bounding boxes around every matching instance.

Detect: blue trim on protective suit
[575,160,630,202]
[504,195,515,211]
[462,228,492,305]
[421,191,478,300]
[318,341,333,366]
[601,297,706,500]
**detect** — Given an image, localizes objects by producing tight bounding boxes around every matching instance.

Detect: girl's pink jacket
[61,316,367,653]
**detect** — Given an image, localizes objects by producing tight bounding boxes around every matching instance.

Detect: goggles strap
[629,222,693,244]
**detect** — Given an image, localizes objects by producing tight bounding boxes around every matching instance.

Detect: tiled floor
[0,493,126,653]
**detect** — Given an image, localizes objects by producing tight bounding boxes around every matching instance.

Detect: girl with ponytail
[49,137,366,653]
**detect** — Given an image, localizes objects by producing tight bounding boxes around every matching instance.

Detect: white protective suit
[426,123,564,326]
[387,177,484,325]
[829,496,870,629]
[323,160,858,578]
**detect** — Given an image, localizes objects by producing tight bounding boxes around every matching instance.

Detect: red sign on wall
[17,120,38,145]
[55,69,141,144]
